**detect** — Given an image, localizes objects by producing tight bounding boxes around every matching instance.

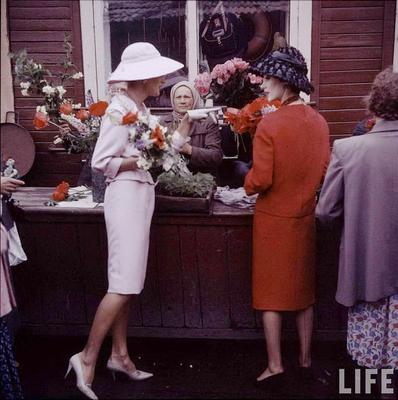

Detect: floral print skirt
[0,318,23,399]
[347,294,398,369]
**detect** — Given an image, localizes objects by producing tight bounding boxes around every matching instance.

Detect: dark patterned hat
[250,46,313,94]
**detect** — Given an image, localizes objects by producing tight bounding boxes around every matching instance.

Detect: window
[197,1,290,72]
[81,0,312,104]
[107,1,186,70]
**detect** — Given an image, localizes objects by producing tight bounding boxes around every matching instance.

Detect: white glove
[187,109,211,121]
[172,130,190,150]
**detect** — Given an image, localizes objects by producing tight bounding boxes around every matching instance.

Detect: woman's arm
[118,156,138,172]
[92,113,134,178]
[1,177,25,195]
[244,125,273,195]
[316,144,344,224]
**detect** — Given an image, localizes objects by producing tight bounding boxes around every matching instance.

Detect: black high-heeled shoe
[255,371,287,390]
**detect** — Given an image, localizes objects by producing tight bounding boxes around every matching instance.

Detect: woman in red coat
[244,46,330,382]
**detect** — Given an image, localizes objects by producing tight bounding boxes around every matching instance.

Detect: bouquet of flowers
[194,58,263,108]
[109,109,190,175]
[224,97,281,136]
[11,34,107,153]
[51,91,108,153]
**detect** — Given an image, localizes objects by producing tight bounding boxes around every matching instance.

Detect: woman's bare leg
[109,299,137,371]
[296,305,313,368]
[79,293,132,383]
[257,311,284,381]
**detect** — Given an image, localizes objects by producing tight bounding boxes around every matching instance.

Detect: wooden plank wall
[311,0,396,144]
[13,213,347,340]
[7,0,85,186]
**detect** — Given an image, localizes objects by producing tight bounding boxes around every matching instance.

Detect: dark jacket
[161,115,223,176]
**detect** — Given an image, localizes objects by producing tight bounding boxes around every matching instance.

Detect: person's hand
[176,114,191,139]
[226,107,240,115]
[119,156,139,172]
[1,177,25,195]
[180,143,192,156]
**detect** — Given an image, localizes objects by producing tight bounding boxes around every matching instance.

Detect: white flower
[138,113,148,125]
[71,72,84,79]
[60,113,91,136]
[21,89,29,96]
[20,81,31,89]
[163,155,175,172]
[128,127,137,141]
[53,137,63,145]
[56,86,66,98]
[42,85,56,95]
[261,105,278,115]
[72,103,81,109]
[147,115,159,130]
[136,156,151,171]
[36,105,47,114]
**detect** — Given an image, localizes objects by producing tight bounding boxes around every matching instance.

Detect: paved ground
[14,335,395,400]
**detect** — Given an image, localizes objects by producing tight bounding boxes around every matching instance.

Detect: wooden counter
[10,187,346,340]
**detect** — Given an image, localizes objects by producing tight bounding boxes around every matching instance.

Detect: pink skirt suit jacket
[92,93,155,294]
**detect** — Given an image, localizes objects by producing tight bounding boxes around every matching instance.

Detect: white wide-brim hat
[108,42,184,84]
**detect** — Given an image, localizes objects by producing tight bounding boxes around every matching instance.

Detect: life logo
[339,368,395,395]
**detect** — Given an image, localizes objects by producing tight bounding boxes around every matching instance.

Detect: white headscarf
[170,81,202,121]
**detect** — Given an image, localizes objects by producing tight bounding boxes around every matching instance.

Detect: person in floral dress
[317,67,398,374]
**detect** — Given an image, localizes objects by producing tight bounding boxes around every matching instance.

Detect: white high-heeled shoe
[106,359,153,381]
[65,353,98,400]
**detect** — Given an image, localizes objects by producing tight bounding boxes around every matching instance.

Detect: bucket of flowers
[11,34,107,155]
[11,34,111,201]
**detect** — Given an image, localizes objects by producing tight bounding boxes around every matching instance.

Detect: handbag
[199,1,246,60]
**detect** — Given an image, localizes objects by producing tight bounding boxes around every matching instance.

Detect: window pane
[107,0,187,108]
[198,0,289,71]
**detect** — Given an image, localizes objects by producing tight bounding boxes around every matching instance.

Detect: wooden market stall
[11,187,345,340]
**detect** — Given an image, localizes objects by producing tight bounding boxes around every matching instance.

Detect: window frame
[80,0,312,103]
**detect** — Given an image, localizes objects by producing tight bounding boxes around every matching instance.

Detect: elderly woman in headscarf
[160,81,223,176]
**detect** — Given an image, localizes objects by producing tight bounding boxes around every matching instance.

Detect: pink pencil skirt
[104,180,155,294]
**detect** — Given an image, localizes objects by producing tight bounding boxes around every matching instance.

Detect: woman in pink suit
[65,43,183,399]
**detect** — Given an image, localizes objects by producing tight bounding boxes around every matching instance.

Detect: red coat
[244,105,330,310]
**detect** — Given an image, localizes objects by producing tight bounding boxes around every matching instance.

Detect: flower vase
[77,150,106,203]
[77,153,92,186]
[91,167,106,203]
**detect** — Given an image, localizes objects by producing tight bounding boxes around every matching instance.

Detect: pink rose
[231,58,249,71]
[224,60,236,75]
[194,72,211,96]
[247,73,263,84]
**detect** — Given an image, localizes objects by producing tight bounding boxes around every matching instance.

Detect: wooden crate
[155,189,214,214]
